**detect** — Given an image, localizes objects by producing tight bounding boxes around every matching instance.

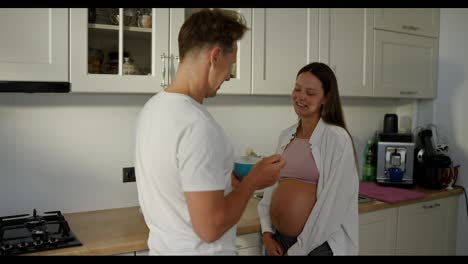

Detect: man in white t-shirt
[134,9,286,255]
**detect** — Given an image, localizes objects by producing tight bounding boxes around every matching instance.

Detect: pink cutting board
[359,182,426,204]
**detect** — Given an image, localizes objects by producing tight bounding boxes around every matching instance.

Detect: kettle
[383,114,398,134]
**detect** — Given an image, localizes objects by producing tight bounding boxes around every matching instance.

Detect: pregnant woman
[258,62,359,256]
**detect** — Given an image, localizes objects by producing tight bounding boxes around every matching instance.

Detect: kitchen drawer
[135,249,149,256]
[238,246,263,256]
[236,232,262,249]
[113,251,136,256]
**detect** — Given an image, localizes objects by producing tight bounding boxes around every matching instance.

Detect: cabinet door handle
[400,91,418,95]
[160,53,168,87]
[173,55,180,82]
[423,203,440,209]
[402,25,420,31]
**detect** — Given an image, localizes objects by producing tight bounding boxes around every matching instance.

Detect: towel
[359,182,426,204]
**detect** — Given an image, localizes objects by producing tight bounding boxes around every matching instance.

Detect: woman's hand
[262,232,284,256]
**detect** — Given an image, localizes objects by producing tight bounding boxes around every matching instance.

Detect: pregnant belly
[270,179,317,237]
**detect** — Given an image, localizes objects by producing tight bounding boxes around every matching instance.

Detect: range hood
[0,81,70,93]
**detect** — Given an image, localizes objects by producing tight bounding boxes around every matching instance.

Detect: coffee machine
[376,132,415,187]
[414,128,452,189]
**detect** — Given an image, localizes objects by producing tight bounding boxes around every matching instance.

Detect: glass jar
[123,57,138,75]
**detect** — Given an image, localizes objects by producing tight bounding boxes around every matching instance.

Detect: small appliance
[383,113,398,134]
[376,132,415,187]
[414,128,453,189]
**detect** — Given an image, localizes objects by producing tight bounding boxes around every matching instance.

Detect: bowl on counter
[233,156,262,181]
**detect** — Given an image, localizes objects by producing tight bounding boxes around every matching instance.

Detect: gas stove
[0,209,81,255]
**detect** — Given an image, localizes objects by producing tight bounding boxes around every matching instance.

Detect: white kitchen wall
[0,92,410,216]
[435,8,468,255]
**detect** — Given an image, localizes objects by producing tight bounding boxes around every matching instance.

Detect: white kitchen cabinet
[70,8,251,94]
[374,8,440,38]
[0,8,68,82]
[395,196,458,255]
[373,30,438,99]
[70,8,169,93]
[114,251,136,256]
[252,8,320,95]
[236,232,263,255]
[135,249,149,256]
[319,8,374,97]
[359,207,397,255]
[170,8,252,95]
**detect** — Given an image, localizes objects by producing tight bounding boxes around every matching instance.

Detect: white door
[70,8,169,93]
[0,8,68,82]
[359,208,397,255]
[252,8,320,95]
[170,8,252,95]
[373,30,438,99]
[374,8,440,37]
[395,198,448,255]
[320,8,374,97]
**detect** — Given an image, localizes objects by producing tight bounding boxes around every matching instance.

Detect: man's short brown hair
[178,9,248,59]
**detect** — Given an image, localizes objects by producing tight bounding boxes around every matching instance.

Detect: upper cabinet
[70,8,169,93]
[0,8,68,82]
[373,29,439,99]
[251,8,320,95]
[320,8,374,97]
[374,8,440,38]
[1,8,440,98]
[169,8,252,95]
[70,8,251,94]
[372,8,440,99]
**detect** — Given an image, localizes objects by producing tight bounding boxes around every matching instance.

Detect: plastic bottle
[362,140,377,182]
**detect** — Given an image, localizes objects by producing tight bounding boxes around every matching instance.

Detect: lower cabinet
[113,251,136,256]
[395,196,458,255]
[359,207,398,255]
[135,250,149,256]
[236,232,263,256]
[113,250,148,256]
[359,196,459,255]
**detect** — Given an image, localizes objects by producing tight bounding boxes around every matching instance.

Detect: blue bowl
[233,156,261,181]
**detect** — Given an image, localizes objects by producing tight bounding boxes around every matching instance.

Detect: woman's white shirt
[258,118,359,255]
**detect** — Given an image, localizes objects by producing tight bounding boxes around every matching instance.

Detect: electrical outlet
[123,167,136,183]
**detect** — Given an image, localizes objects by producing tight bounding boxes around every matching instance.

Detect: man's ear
[208,46,222,66]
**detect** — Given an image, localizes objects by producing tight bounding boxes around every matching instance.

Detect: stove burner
[1,244,13,252]
[17,241,29,249]
[32,229,47,240]
[33,240,44,247]
[48,238,59,245]
[0,209,81,255]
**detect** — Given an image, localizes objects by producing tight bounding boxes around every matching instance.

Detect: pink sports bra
[280,137,319,184]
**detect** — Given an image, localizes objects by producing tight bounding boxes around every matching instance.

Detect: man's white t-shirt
[134,91,236,255]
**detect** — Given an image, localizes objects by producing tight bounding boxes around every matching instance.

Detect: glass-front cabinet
[70,8,169,93]
[70,8,251,94]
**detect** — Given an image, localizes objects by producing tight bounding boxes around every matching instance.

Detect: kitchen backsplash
[0,93,414,215]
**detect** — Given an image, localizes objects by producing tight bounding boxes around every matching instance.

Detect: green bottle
[362,140,376,182]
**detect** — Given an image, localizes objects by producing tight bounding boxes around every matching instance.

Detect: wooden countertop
[24,187,463,256]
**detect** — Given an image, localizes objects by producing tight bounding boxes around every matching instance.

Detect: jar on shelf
[123,57,139,75]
